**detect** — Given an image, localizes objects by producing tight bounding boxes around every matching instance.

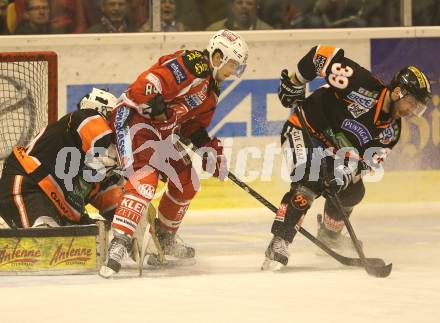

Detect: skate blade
[99,265,117,279]
[261,258,284,271]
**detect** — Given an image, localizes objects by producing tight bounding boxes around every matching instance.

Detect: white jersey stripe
[13,175,29,228]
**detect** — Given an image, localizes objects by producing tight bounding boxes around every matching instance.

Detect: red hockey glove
[150,109,178,138]
[200,137,228,181]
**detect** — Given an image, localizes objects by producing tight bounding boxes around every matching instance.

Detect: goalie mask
[206,29,249,80]
[78,88,119,118]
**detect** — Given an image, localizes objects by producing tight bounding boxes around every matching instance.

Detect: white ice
[1,201,439,323]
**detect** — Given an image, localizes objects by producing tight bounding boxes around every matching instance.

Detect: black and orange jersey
[25,109,114,175]
[288,45,401,159]
[2,109,117,222]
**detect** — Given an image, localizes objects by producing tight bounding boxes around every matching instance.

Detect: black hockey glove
[323,165,353,196]
[278,69,305,108]
[142,93,166,117]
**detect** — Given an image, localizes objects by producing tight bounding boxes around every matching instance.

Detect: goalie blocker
[0,222,107,275]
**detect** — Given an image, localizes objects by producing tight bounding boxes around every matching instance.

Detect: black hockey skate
[146,219,195,266]
[99,232,132,278]
[316,213,363,252]
[261,235,289,271]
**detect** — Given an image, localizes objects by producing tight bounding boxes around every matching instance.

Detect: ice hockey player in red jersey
[99,29,249,277]
[262,45,432,270]
[0,88,122,229]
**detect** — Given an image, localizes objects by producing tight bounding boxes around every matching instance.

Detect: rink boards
[0,223,107,275]
[0,29,439,208]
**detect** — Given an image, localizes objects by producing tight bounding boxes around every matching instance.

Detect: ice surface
[1,202,439,323]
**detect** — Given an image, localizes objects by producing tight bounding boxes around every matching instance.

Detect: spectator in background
[128,0,148,30]
[83,0,102,28]
[0,0,9,34]
[13,0,87,33]
[260,0,288,29]
[86,0,135,33]
[13,0,51,34]
[363,0,399,27]
[310,0,367,28]
[139,0,187,32]
[206,0,272,31]
[175,0,211,31]
[278,0,322,29]
[413,0,438,26]
[50,0,87,33]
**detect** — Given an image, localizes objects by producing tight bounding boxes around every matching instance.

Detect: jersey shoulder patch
[181,50,210,79]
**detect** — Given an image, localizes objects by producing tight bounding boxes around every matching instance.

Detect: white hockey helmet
[207,29,249,79]
[78,88,119,118]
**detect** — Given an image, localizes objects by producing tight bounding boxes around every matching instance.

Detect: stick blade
[366,262,392,278]
[364,258,386,267]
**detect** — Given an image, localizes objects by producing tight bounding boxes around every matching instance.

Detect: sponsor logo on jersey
[275,203,288,222]
[185,94,203,108]
[194,62,209,76]
[358,87,379,99]
[314,54,327,74]
[347,102,370,118]
[347,91,377,109]
[114,106,133,167]
[291,128,307,164]
[187,51,203,61]
[378,121,400,145]
[184,86,208,108]
[341,119,372,145]
[50,191,73,218]
[167,60,188,85]
[137,184,155,200]
[145,73,162,94]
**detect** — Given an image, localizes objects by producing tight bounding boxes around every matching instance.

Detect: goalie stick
[138,204,166,276]
[293,102,392,278]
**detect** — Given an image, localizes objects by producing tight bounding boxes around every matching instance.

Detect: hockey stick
[185,142,384,268]
[226,171,385,268]
[293,103,392,277]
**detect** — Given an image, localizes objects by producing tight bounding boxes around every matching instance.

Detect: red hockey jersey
[120,49,221,139]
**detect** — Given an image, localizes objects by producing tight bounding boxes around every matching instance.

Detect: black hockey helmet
[389,66,432,104]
